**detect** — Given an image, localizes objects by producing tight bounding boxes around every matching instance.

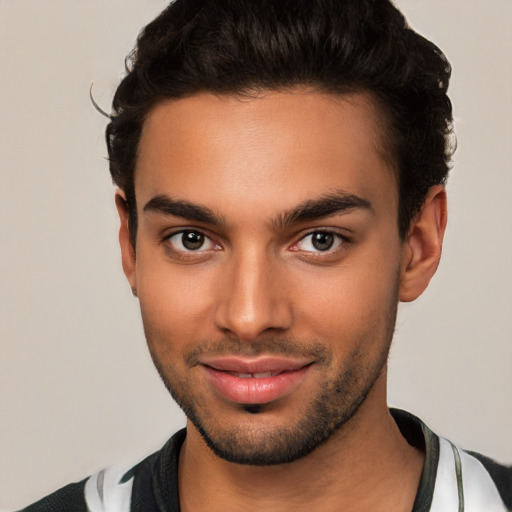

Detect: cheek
[295,248,400,348]
[135,256,215,351]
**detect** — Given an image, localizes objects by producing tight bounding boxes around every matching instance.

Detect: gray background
[0,1,511,509]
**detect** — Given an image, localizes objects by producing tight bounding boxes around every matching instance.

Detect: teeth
[234,371,275,378]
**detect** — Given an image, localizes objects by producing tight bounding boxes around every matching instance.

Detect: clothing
[20,409,512,512]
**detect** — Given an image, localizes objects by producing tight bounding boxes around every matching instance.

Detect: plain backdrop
[0,1,511,509]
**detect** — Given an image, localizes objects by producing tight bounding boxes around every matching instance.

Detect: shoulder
[17,466,134,512]
[391,408,512,512]
[17,429,186,512]
[468,448,512,507]
[18,480,89,512]
[435,441,512,512]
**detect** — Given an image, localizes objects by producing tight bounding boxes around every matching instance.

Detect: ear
[399,185,447,302]
[115,190,137,296]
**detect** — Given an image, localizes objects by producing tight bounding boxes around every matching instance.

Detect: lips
[200,356,313,405]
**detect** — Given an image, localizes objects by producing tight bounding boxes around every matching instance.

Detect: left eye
[167,230,218,252]
[296,232,344,252]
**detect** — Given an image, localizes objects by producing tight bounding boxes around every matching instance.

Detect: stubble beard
[145,297,398,466]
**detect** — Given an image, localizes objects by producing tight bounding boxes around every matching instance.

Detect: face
[123,90,406,465]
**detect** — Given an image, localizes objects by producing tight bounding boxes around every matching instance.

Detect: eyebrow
[143,190,372,229]
[272,191,373,230]
[143,195,225,226]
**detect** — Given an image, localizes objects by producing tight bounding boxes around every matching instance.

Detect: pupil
[312,232,334,251]
[182,231,204,250]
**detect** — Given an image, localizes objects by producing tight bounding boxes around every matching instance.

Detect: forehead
[135,90,397,218]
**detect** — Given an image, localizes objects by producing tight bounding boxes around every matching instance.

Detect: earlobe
[115,190,137,295]
[399,185,447,302]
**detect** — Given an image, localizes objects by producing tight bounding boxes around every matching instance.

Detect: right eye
[166,230,219,253]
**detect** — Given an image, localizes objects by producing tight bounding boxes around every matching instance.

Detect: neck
[178,378,424,512]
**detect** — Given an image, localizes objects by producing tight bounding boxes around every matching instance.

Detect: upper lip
[199,356,313,374]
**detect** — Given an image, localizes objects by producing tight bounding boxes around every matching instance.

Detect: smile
[200,356,313,405]
[228,371,281,378]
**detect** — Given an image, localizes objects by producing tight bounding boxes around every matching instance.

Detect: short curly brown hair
[106,0,454,248]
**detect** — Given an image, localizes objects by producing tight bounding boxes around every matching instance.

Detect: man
[19,0,511,511]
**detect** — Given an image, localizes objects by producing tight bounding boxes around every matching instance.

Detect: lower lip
[203,365,311,405]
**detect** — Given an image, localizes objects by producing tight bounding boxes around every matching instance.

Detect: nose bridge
[214,245,292,339]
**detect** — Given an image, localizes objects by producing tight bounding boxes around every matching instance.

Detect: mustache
[184,337,330,367]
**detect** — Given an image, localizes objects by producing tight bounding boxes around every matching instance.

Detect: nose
[213,251,293,340]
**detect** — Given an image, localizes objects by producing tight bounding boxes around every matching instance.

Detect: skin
[116,90,447,511]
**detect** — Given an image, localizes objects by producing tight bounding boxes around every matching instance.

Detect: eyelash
[291,230,348,254]
[161,228,350,259]
[162,229,220,258]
